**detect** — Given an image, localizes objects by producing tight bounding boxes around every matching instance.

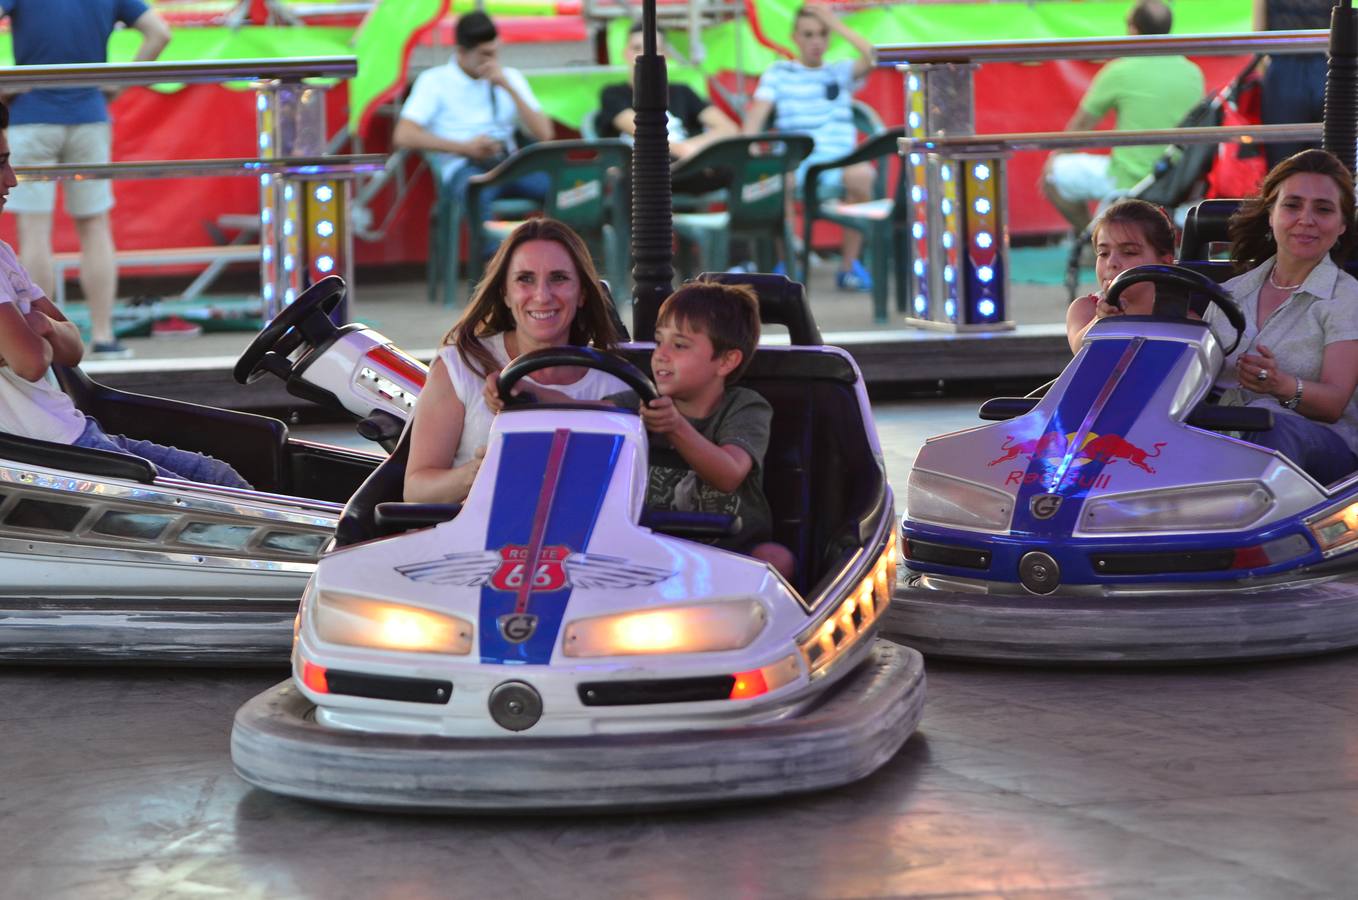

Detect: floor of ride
[7,400,1354,897]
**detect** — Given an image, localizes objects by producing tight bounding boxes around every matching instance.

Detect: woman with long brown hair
[404,218,625,503]
[1209,149,1358,484]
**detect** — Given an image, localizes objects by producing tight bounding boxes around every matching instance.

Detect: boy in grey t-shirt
[614,281,796,582]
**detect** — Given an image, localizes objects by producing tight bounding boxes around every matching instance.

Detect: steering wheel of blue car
[497,347,659,407]
[1104,264,1246,356]
[233,275,346,385]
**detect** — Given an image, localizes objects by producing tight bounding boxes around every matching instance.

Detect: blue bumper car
[886,264,1358,663]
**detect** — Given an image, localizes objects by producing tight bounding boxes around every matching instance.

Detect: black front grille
[907,538,992,570]
[1091,549,1235,575]
[325,669,452,704]
[578,675,736,706]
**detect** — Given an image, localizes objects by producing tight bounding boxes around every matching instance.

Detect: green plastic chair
[800,125,909,323]
[425,154,541,308]
[459,139,632,305]
[670,133,814,278]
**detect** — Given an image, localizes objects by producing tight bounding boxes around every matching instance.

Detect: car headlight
[1309,499,1358,555]
[1080,481,1274,533]
[907,468,1014,532]
[314,591,474,655]
[563,600,767,657]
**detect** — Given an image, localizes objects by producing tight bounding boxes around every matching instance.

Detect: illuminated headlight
[907,469,1014,532]
[563,601,766,657]
[1081,482,1274,533]
[314,592,473,655]
[798,537,895,675]
[1308,500,1358,555]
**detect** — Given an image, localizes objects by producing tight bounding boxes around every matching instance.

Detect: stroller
[1063,56,1266,302]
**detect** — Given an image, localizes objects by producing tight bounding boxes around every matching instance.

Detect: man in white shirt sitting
[394,11,555,221]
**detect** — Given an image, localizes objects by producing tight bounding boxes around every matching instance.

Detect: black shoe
[89,340,134,360]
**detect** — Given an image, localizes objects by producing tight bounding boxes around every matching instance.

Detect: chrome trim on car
[0,463,339,565]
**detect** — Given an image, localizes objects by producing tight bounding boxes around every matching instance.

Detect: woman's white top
[0,239,86,444]
[435,332,628,466]
[1207,254,1358,446]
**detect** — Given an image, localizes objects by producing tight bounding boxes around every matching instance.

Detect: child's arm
[26,296,84,367]
[642,396,752,493]
[0,302,55,381]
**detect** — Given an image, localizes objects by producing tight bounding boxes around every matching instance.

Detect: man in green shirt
[1041,0,1204,234]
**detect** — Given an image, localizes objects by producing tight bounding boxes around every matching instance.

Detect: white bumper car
[1,276,421,664]
[232,278,924,811]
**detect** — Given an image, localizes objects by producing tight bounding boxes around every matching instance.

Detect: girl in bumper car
[404,218,626,503]
[1065,198,1178,353]
[1209,149,1358,485]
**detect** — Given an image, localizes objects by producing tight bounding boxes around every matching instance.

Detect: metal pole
[629,0,674,341]
[877,30,1329,67]
[1325,0,1358,172]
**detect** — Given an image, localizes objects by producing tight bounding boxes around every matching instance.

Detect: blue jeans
[73,418,252,489]
[446,162,550,229]
[1245,411,1358,485]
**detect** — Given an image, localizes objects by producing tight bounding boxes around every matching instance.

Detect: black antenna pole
[1324,0,1358,172]
[629,0,673,342]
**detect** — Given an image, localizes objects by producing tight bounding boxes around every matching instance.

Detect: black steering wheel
[498,346,658,406]
[234,275,346,385]
[1104,264,1246,356]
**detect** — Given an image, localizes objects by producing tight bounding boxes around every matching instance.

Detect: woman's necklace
[1269,264,1305,291]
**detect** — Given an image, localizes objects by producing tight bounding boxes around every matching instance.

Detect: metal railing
[878,29,1329,66]
[899,123,1323,156]
[0,57,362,318]
[12,156,385,182]
[0,56,356,91]
[887,30,1320,334]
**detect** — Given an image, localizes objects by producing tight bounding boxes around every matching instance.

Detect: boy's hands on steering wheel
[640,396,691,437]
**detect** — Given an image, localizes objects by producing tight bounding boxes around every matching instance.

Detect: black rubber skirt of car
[229,640,925,813]
[885,574,1358,664]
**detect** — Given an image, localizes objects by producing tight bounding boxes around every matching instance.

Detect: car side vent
[7,498,88,532]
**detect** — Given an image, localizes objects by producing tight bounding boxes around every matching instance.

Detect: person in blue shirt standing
[0,0,171,359]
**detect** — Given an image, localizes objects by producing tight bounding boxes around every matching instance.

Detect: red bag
[1206,79,1267,199]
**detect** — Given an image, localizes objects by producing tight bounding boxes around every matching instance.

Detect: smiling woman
[404,218,626,504]
[1206,149,1358,485]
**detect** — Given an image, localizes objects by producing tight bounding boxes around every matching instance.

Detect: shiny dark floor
[6,401,1358,899]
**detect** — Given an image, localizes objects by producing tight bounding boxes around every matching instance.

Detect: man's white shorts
[1046,152,1116,203]
[6,123,115,217]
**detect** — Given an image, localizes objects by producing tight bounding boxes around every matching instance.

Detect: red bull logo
[490,544,569,592]
[994,430,1167,489]
[989,432,1072,467]
[1079,433,1165,474]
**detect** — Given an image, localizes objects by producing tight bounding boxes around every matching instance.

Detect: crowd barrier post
[0,57,360,324]
[900,62,1011,332]
[881,30,1331,334]
[256,80,352,321]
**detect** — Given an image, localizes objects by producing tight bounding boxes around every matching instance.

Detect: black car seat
[53,365,290,493]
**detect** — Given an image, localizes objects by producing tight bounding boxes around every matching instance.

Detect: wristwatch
[1281,378,1304,410]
